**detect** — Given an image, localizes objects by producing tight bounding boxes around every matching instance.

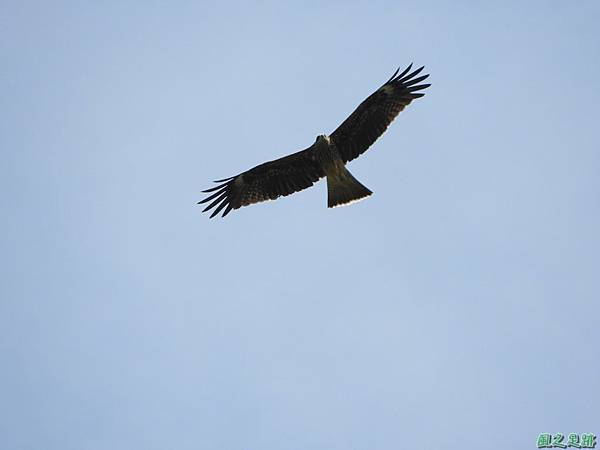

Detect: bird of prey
[199,63,430,218]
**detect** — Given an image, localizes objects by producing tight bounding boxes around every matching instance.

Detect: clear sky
[2,1,599,449]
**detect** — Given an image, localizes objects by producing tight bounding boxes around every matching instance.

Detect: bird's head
[316,134,331,144]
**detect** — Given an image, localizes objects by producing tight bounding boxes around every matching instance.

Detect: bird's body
[199,64,430,218]
[313,135,373,208]
[313,135,339,175]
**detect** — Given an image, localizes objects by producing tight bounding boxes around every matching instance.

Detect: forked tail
[327,166,372,208]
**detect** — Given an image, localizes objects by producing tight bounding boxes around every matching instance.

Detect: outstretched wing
[330,64,430,163]
[198,147,324,218]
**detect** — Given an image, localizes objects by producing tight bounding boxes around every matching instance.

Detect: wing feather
[330,64,430,163]
[198,146,325,218]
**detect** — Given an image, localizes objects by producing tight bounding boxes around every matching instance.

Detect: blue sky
[2,1,599,449]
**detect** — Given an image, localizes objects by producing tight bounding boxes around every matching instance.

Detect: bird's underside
[199,63,430,218]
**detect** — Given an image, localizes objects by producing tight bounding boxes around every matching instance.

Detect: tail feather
[327,167,372,208]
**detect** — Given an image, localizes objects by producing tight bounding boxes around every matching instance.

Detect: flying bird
[199,64,430,218]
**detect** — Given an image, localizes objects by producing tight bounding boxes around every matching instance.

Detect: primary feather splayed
[199,64,430,218]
